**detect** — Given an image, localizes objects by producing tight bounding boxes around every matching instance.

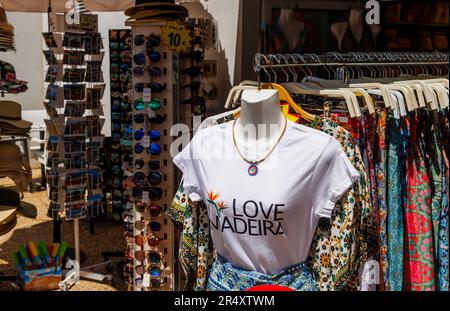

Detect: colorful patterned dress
[386,114,408,291]
[307,117,374,291]
[404,113,435,291]
[438,110,449,291]
[374,110,389,290]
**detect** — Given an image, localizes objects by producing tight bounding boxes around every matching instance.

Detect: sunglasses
[133,98,161,111]
[148,203,165,217]
[132,187,163,201]
[134,113,167,124]
[134,142,161,155]
[134,234,163,248]
[134,220,148,231]
[134,129,161,141]
[133,65,164,78]
[134,34,161,47]
[134,82,166,93]
[148,172,162,186]
[133,51,162,65]
[133,172,147,186]
[135,159,160,170]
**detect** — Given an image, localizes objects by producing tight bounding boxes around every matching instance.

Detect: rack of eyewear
[108,29,133,222]
[42,12,106,279]
[123,21,177,291]
[253,52,449,83]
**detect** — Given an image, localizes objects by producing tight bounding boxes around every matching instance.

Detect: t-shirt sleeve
[310,137,360,219]
[172,137,203,202]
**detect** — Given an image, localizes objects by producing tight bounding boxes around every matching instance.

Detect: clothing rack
[254,52,450,70]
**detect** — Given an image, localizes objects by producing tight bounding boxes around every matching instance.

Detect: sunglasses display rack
[178,17,219,133]
[124,22,177,291]
[108,29,133,221]
[42,12,106,266]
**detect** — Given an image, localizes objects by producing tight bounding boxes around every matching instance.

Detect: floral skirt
[206,255,318,291]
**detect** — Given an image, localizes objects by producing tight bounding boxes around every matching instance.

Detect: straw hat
[0,5,15,51]
[0,101,32,129]
[125,0,188,20]
[0,205,17,236]
[0,141,24,171]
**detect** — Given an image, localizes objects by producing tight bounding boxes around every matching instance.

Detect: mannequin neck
[239,90,283,129]
[349,10,364,39]
[234,90,285,160]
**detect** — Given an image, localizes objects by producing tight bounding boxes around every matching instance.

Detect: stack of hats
[0,141,32,193]
[0,61,28,94]
[0,188,19,236]
[0,101,32,136]
[0,5,14,51]
[125,0,188,22]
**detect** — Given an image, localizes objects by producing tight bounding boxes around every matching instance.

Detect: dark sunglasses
[134,113,167,124]
[133,65,164,78]
[134,82,166,93]
[132,187,163,201]
[134,142,162,155]
[148,160,161,170]
[133,51,162,65]
[134,34,161,47]
[134,129,161,141]
[133,172,147,186]
[148,172,162,186]
[148,203,164,217]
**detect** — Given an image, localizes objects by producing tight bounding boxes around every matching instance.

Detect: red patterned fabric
[404,115,435,291]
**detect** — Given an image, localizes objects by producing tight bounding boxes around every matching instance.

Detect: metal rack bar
[254,52,450,72]
[260,61,450,68]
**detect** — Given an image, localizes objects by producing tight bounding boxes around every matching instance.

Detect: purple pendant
[248,164,258,176]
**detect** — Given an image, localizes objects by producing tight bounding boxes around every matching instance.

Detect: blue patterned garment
[438,153,449,291]
[386,115,408,291]
[207,255,318,291]
[438,111,449,291]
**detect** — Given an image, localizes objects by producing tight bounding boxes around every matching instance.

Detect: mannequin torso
[234,89,284,161]
[277,9,305,51]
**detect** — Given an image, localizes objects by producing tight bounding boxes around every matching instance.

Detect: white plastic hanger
[423,78,449,89]
[428,83,449,109]
[319,89,360,118]
[393,81,426,108]
[224,86,258,109]
[384,84,417,111]
[340,87,376,115]
[348,83,394,108]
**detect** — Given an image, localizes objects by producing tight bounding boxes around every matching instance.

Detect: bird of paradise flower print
[207,191,227,216]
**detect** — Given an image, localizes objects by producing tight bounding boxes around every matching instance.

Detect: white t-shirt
[173,120,359,275]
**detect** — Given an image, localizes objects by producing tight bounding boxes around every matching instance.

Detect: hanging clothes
[404,112,436,291]
[374,110,389,290]
[306,116,374,291]
[386,113,409,291]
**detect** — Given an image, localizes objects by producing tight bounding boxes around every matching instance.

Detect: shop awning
[0,0,134,13]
